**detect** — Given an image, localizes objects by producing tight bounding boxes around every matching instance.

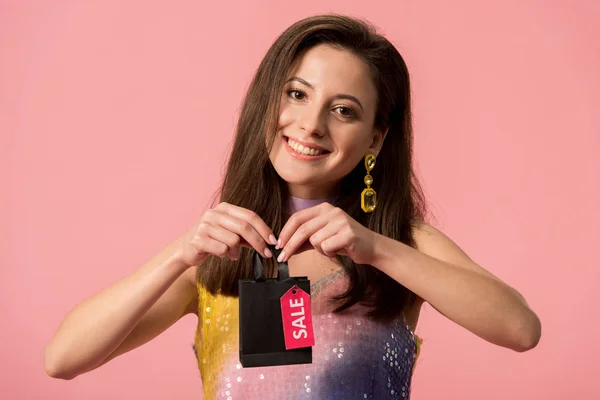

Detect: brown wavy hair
[198,14,428,321]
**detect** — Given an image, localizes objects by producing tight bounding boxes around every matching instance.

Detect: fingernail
[276,239,282,250]
[264,248,273,258]
[277,250,286,263]
[269,234,277,245]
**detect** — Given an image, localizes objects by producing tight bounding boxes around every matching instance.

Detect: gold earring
[361,154,377,213]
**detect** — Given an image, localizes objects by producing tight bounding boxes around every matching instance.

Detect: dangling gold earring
[361,154,377,213]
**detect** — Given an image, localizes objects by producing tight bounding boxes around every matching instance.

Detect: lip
[283,136,330,161]
[284,136,329,152]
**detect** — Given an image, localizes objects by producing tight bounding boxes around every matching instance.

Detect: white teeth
[287,138,324,156]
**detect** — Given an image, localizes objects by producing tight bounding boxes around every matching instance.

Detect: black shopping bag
[238,248,312,368]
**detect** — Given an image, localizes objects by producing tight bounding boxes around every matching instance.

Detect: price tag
[280,285,315,350]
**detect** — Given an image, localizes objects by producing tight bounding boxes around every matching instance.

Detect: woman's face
[269,44,386,199]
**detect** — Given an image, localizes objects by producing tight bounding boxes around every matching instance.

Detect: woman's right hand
[177,202,278,267]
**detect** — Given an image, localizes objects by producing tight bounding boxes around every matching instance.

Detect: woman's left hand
[276,203,379,264]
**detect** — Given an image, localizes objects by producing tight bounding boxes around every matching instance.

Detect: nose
[296,104,326,138]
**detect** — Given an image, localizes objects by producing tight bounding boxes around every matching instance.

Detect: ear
[368,126,389,156]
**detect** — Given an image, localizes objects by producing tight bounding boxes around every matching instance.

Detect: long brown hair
[199,14,427,321]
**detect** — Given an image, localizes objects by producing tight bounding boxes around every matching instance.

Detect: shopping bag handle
[252,246,289,281]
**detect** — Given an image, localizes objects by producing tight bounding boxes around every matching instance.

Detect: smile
[284,137,330,159]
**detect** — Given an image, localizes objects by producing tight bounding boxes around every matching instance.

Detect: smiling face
[269,44,386,199]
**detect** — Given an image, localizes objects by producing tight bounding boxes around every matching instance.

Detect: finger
[320,233,351,257]
[204,224,242,259]
[308,221,343,256]
[206,210,272,258]
[218,203,278,246]
[278,203,330,249]
[194,235,230,258]
[279,215,329,262]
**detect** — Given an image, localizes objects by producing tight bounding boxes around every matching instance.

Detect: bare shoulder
[411,221,472,263]
[183,265,200,285]
[404,221,500,323]
[411,220,501,281]
[181,266,200,316]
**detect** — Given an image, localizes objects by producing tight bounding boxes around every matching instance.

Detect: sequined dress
[193,267,422,399]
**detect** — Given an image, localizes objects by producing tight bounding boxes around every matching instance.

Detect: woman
[45,14,541,398]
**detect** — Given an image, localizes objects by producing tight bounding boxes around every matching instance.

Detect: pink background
[2,1,598,399]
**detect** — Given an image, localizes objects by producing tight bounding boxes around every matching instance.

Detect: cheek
[335,128,371,156]
[277,103,295,129]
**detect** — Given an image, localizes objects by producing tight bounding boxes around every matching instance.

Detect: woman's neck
[284,195,339,214]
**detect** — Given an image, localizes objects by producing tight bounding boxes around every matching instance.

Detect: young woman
[45,14,541,399]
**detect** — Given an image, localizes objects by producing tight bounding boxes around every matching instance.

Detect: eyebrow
[285,76,364,112]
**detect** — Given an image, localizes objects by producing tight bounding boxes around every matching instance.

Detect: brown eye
[335,106,356,118]
[288,89,306,101]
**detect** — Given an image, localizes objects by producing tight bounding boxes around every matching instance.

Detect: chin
[273,167,316,185]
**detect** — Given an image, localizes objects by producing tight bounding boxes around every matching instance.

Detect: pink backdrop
[2,1,598,399]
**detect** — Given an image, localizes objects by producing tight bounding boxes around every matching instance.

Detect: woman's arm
[45,202,277,380]
[372,223,542,352]
[44,238,198,380]
[274,204,541,352]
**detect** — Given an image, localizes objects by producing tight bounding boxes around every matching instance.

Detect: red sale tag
[280,285,315,350]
